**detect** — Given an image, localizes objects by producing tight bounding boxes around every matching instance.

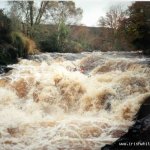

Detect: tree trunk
[28,1,34,27]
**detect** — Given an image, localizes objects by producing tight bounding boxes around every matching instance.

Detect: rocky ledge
[102,97,150,150]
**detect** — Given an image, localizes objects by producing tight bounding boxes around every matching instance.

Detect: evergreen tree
[120,2,150,54]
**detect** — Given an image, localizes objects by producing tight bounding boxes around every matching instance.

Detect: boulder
[102,97,150,150]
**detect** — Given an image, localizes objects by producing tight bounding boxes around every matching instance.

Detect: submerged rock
[0,44,18,65]
[0,43,17,74]
[102,97,150,150]
[0,66,12,74]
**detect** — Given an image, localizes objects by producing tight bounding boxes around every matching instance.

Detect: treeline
[121,2,150,55]
[8,1,83,53]
[0,1,150,66]
[36,1,150,54]
[8,1,149,54]
[98,2,150,54]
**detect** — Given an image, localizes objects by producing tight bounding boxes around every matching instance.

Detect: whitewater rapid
[0,52,150,150]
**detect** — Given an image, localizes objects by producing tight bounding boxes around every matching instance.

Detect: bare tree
[8,1,49,26]
[98,5,127,51]
[8,1,82,38]
[45,1,83,50]
[46,1,82,25]
[98,5,126,31]
[34,1,49,25]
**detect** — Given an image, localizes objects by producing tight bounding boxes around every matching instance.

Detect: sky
[74,0,132,26]
[0,0,141,27]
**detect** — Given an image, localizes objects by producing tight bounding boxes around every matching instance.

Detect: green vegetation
[119,2,150,54]
[0,9,38,65]
[0,9,17,65]
[11,32,27,58]
[11,32,38,56]
[0,1,150,67]
[99,2,150,54]
[8,1,83,53]
[0,9,12,43]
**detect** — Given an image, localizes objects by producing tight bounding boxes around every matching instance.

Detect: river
[0,51,150,150]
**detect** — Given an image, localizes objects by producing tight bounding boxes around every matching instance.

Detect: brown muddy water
[0,52,150,150]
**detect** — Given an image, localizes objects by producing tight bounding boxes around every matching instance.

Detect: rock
[11,79,28,98]
[3,140,17,145]
[143,49,150,56]
[136,96,150,120]
[7,127,19,137]
[0,79,8,87]
[110,130,126,138]
[0,43,18,66]
[0,66,12,74]
[102,115,150,150]
[0,43,18,74]
[102,96,150,150]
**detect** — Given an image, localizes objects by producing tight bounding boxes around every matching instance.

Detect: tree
[8,1,49,37]
[39,1,83,52]
[0,9,38,65]
[54,21,70,52]
[70,26,95,51]
[46,1,82,52]
[8,1,83,52]
[8,1,50,26]
[119,1,150,54]
[98,5,127,51]
[46,1,82,25]
[0,9,12,43]
[98,5,126,31]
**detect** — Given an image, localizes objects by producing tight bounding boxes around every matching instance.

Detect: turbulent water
[0,51,150,150]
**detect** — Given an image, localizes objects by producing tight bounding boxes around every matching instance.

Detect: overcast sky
[0,0,137,26]
[75,0,133,26]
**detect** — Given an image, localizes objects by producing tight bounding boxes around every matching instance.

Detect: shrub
[11,32,38,57]
[11,32,26,57]
[66,40,83,53]
[25,38,38,55]
[0,9,12,43]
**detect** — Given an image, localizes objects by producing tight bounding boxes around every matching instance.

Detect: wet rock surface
[102,97,150,150]
[0,66,12,74]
